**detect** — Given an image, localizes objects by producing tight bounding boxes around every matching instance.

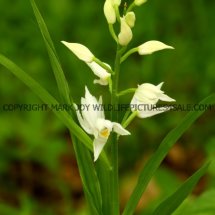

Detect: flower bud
[134,0,147,6]
[61,41,94,62]
[138,40,174,55]
[104,0,116,24]
[125,12,136,28]
[118,17,133,46]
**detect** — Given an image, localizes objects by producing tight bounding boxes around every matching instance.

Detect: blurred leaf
[152,162,209,215]
[123,94,215,215]
[173,189,215,215]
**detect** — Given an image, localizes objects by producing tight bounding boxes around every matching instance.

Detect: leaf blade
[30,0,71,104]
[152,162,209,215]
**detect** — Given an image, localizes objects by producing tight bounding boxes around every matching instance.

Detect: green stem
[123,111,137,128]
[93,57,114,74]
[114,5,120,23]
[127,2,136,12]
[117,88,136,97]
[120,47,138,63]
[110,44,121,215]
[109,24,118,44]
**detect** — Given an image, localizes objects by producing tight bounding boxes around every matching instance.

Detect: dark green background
[0,0,215,214]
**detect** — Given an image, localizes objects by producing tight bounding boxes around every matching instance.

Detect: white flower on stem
[104,0,121,24]
[86,62,111,86]
[131,82,175,118]
[75,87,130,161]
[138,40,174,55]
[118,17,133,46]
[61,41,94,63]
[125,12,136,28]
[134,0,147,6]
[104,0,116,24]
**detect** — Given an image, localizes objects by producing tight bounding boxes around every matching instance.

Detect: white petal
[138,40,174,55]
[157,82,164,89]
[118,17,133,46]
[61,41,94,62]
[112,0,121,6]
[159,93,176,102]
[96,118,113,132]
[93,136,108,161]
[113,123,130,135]
[82,87,100,126]
[86,62,111,86]
[94,79,109,86]
[137,106,172,118]
[134,0,147,6]
[74,104,93,135]
[125,12,136,28]
[104,0,116,24]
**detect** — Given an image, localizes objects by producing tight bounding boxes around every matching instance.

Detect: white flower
[104,0,116,24]
[118,17,133,46]
[125,12,136,28]
[138,40,174,55]
[112,0,121,6]
[86,62,111,86]
[75,87,130,161]
[104,0,121,24]
[134,0,147,6]
[61,41,94,63]
[131,82,175,118]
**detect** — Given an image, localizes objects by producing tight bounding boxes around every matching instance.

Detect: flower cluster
[61,0,175,161]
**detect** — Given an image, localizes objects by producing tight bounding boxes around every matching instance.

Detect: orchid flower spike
[75,87,130,161]
[104,0,121,24]
[61,41,94,63]
[134,0,147,6]
[131,82,175,118]
[138,40,174,55]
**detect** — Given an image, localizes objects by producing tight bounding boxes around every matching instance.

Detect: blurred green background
[0,0,215,214]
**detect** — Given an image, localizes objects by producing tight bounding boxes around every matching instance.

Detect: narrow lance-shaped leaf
[30,0,71,104]
[72,135,103,215]
[152,162,209,215]
[123,94,215,215]
[12,2,108,213]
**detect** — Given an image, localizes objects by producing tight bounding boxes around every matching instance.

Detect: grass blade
[30,0,71,104]
[72,135,103,215]
[0,54,110,168]
[123,94,215,215]
[152,162,209,215]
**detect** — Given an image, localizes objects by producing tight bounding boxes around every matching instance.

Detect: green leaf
[0,54,110,168]
[30,0,71,104]
[173,189,215,215]
[72,135,103,215]
[152,162,209,215]
[123,94,215,215]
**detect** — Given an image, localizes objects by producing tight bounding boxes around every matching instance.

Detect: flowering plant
[0,0,214,214]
